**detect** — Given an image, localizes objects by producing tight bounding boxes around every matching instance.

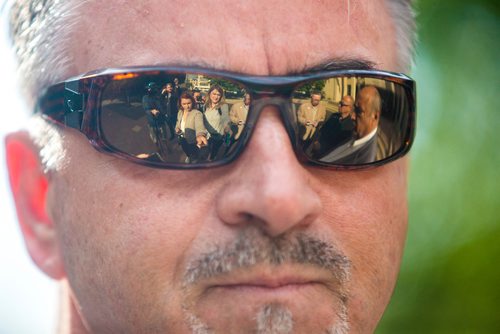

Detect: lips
[209,281,323,298]
[213,278,318,290]
[201,264,334,296]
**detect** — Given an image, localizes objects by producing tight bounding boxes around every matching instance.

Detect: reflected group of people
[299,85,382,164]
[141,78,383,165]
[142,80,251,163]
[142,80,182,144]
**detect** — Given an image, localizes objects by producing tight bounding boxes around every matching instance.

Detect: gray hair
[8,0,84,108]
[385,0,418,71]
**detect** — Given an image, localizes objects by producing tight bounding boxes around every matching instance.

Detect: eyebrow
[152,57,377,76]
[296,58,377,74]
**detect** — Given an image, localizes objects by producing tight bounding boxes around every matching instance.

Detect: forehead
[54,0,398,78]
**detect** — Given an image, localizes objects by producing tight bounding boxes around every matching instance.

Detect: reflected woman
[175,92,208,163]
[203,84,230,160]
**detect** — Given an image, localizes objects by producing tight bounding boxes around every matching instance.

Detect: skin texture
[6,0,408,333]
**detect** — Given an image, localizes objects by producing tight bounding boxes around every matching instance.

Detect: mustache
[183,227,351,286]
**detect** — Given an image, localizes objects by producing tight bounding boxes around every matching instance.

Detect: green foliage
[376,1,500,332]
[209,78,244,96]
[296,80,326,96]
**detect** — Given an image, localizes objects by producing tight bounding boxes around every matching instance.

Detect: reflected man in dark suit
[161,83,178,140]
[319,86,381,164]
[142,82,165,143]
[312,95,356,157]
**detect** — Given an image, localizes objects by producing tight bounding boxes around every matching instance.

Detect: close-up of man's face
[5,1,416,333]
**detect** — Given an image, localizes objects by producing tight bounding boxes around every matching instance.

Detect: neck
[359,125,377,139]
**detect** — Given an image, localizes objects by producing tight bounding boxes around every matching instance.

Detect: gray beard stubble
[182,227,352,333]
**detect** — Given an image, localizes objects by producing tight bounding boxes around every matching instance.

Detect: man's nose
[215,106,322,237]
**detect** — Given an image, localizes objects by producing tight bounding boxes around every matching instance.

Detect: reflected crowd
[302,85,382,164]
[135,78,252,163]
[100,74,408,166]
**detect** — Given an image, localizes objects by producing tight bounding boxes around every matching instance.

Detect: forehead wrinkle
[242,0,379,75]
[68,1,271,75]
[61,0,395,80]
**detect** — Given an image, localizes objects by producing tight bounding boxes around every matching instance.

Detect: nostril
[238,212,253,222]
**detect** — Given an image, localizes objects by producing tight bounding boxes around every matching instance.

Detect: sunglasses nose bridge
[245,96,299,152]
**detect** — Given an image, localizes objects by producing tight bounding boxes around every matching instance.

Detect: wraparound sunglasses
[36,66,416,170]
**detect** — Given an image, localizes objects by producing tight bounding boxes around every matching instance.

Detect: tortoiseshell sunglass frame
[35,66,416,170]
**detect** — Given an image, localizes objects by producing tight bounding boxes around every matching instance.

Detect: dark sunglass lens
[99,72,249,166]
[293,76,412,166]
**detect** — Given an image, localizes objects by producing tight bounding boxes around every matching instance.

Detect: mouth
[200,265,335,299]
[209,281,323,299]
[212,277,319,289]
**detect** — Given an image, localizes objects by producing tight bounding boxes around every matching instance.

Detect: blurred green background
[378,0,500,333]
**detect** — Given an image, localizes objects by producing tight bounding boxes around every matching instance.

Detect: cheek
[313,159,408,330]
[318,162,407,266]
[46,136,218,327]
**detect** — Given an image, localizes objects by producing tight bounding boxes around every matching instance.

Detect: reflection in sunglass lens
[100,73,249,165]
[293,76,411,166]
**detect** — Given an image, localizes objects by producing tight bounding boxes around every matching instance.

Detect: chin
[183,284,350,333]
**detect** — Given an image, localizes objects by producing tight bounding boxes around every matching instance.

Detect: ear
[5,131,65,280]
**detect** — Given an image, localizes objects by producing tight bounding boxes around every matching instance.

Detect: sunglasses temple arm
[36,80,87,130]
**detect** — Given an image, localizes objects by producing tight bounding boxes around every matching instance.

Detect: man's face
[340,96,354,118]
[165,84,173,93]
[43,1,406,333]
[310,94,321,107]
[355,87,378,138]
